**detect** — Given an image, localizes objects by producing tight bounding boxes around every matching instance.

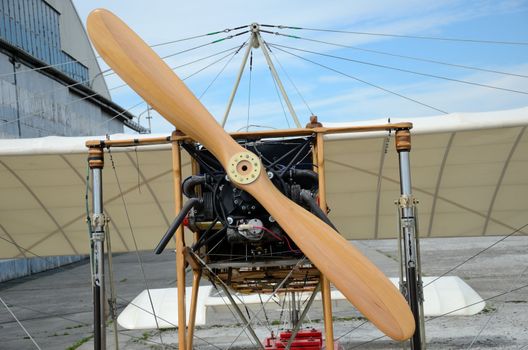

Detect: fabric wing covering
[0,107,527,258]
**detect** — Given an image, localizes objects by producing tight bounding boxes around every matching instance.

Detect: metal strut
[88,147,106,350]
[221,23,302,128]
[395,129,425,350]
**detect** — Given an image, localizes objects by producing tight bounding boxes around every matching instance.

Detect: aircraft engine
[182,137,319,264]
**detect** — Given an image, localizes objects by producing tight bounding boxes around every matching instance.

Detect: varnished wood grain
[87,9,415,341]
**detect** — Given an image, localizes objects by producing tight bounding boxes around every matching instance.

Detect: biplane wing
[0,107,527,259]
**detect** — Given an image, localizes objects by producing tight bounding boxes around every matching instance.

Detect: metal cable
[107,149,165,347]
[114,295,223,350]
[226,257,308,349]
[0,225,224,349]
[269,43,528,95]
[0,43,244,130]
[268,42,449,114]
[246,50,254,131]
[198,42,248,99]
[263,31,528,79]
[105,224,120,350]
[467,265,528,349]
[267,43,314,116]
[424,222,528,288]
[0,26,249,78]
[268,64,291,129]
[0,296,42,350]
[262,25,528,46]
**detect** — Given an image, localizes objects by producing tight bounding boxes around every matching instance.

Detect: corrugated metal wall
[0,0,88,82]
[0,54,123,138]
[0,0,125,280]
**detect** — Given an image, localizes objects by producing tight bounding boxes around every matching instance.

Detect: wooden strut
[84,123,413,150]
[312,121,335,350]
[171,132,187,350]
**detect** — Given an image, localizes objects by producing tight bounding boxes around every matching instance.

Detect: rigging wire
[92,43,246,130]
[266,43,314,116]
[161,30,249,61]
[0,255,212,350]
[260,24,528,46]
[107,149,165,347]
[268,42,528,95]
[269,63,292,129]
[114,295,223,350]
[191,252,269,347]
[262,30,528,79]
[246,50,253,131]
[226,257,308,349]
[0,296,42,349]
[467,265,528,349]
[267,42,449,114]
[0,25,250,78]
[181,45,242,81]
[347,281,528,349]
[424,222,528,288]
[198,42,248,99]
[0,43,244,131]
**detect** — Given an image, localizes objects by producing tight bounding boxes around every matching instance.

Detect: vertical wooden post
[314,131,335,350]
[172,131,187,350]
[186,269,202,350]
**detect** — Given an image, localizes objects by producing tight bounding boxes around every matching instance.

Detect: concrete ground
[0,236,527,349]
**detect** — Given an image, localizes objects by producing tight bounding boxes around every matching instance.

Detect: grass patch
[65,324,84,330]
[66,335,92,350]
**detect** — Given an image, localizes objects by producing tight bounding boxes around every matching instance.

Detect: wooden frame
[87,122,416,349]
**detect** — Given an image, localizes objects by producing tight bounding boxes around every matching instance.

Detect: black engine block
[182,137,319,265]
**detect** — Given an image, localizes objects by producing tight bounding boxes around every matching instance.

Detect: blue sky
[73,1,528,133]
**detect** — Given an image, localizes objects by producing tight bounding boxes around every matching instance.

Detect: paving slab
[0,236,526,349]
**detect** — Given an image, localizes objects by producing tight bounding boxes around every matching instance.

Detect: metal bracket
[91,213,106,229]
[399,280,408,298]
[397,195,418,209]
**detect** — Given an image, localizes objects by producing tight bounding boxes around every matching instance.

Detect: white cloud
[72,1,528,134]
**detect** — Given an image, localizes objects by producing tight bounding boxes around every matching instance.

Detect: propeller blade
[87,9,415,341]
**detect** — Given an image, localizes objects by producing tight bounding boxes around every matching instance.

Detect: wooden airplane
[86,8,417,350]
[1,7,527,350]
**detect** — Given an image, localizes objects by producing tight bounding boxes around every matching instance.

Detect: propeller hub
[227,151,261,185]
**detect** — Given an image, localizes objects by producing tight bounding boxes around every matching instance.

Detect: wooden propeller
[87,9,415,341]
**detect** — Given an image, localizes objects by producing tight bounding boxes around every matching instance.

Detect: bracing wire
[262,30,528,79]
[0,296,42,350]
[246,50,253,131]
[226,257,308,349]
[198,42,248,99]
[0,43,245,129]
[3,41,245,136]
[268,43,528,95]
[266,43,314,116]
[268,63,291,129]
[467,266,528,349]
[0,25,250,78]
[267,42,449,114]
[181,45,242,81]
[347,281,528,348]
[424,222,528,288]
[3,36,236,130]
[261,25,528,46]
[106,149,165,347]
[0,244,213,350]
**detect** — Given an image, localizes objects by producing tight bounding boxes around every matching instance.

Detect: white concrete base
[118,276,485,330]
